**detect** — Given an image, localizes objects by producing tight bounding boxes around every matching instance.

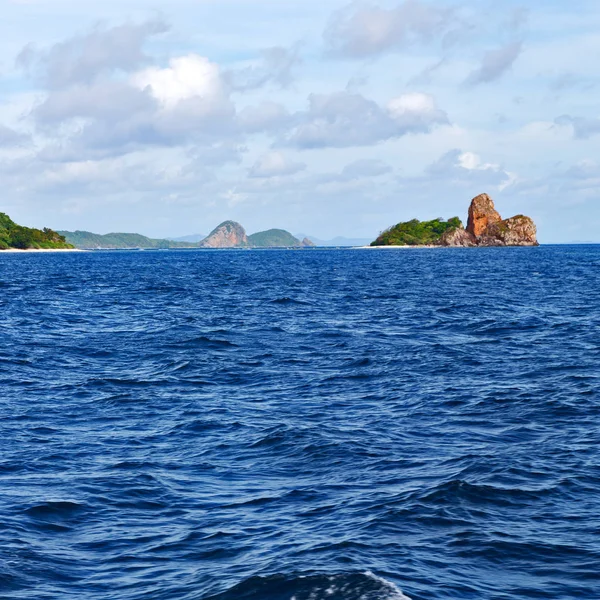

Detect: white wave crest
[363,571,412,600]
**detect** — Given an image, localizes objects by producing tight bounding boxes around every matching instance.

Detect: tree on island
[0,212,73,250]
[371,217,463,246]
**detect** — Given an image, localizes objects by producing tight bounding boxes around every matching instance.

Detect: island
[60,221,315,250]
[198,221,314,249]
[58,230,197,250]
[0,212,73,250]
[371,194,538,247]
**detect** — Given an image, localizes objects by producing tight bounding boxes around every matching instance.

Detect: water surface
[1,246,599,599]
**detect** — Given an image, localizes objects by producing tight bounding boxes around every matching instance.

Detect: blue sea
[1,246,599,600]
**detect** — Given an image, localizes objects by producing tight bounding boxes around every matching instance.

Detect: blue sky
[1,0,599,242]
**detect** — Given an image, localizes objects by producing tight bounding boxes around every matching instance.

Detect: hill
[198,221,249,248]
[248,229,306,247]
[372,217,463,246]
[199,222,313,248]
[61,222,320,250]
[59,231,196,249]
[0,213,73,250]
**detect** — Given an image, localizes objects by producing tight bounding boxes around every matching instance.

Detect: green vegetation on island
[61,223,317,250]
[371,217,463,246]
[0,212,73,250]
[248,229,305,248]
[58,231,196,250]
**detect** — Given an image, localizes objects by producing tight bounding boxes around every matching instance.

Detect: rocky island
[199,221,315,248]
[371,194,538,247]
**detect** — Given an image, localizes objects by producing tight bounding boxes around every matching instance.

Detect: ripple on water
[0,246,599,600]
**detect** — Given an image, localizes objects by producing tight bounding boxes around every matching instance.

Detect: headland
[370,193,538,247]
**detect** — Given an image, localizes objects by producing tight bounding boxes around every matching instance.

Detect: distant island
[371,194,538,247]
[58,230,196,250]
[59,222,315,250]
[0,212,73,250]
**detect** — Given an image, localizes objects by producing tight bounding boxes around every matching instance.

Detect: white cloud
[132,54,228,110]
[282,90,448,149]
[17,19,169,88]
[324,0,456,58]
[387,92,447,128]
[426,148,516,190]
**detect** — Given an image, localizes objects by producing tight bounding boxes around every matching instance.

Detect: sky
[1,0,599,242]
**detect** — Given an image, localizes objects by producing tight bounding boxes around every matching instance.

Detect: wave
[206,572,411,600]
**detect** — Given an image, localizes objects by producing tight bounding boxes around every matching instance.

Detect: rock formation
[443,194,538,247]
[466,193,502,237]
[199,221,249,248]
[301,237,316,247]
[439,227,476,247]
[480,215,538,246]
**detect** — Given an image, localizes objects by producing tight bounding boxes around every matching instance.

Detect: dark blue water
[1,246,599,600]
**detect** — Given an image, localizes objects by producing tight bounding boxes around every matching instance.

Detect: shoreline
[353,245,438,249]
[0,248,84,253]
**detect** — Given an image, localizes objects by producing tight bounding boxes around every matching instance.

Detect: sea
[1,246,599,600]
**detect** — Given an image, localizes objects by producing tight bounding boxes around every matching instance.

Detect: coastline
[353,245,438,249]
[0,248,83,253]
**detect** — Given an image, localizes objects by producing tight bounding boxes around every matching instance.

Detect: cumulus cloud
[282,91,448,148]
[17,19,168,89]
[132,54,229,110]
[387,92,448,130]
[464,41,522,86]
[248,151,306,178]
[324,0,455,58]
[16,21,245,161]
[27,51,237,160]
[427,148,516,190]
[33,80,156,125]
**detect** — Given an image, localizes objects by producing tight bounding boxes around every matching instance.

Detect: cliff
[466,193,502,237]
[1,212,73,250]
[440,194,538,247]
[199,221,249,248]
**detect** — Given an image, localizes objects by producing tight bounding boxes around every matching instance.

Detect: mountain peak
[199,221,248,248]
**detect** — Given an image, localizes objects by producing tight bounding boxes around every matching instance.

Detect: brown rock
[301,237,316,247]
[199,221,248,248]
[484,215,538,246]
[441,193,539,247]
[438,227,476,247]
[466,193,502,237]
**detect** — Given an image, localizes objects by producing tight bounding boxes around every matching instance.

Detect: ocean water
[1,246,599,600]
